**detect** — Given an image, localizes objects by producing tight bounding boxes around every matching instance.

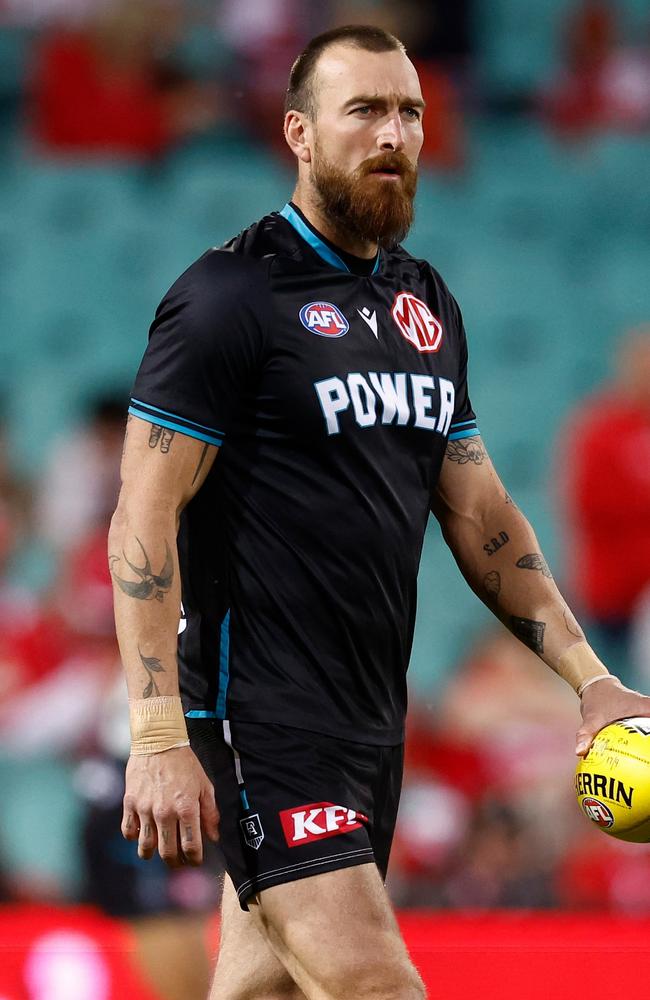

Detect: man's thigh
[210,875,305,1000]
[249,863,425,1000]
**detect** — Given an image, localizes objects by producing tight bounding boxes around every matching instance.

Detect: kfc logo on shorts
[391,292,443,353]
[299,302,349,338]
[280,802,368,847]
[581,797,615,829]
[240,813,265,850]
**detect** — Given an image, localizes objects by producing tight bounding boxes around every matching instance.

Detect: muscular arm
[431,434,650,752]
[430,435,583,672]
[108,415,219,864]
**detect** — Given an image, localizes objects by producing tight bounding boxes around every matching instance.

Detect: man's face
[307,45,424,248]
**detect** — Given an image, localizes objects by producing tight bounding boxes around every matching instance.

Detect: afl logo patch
[581,797,615,828]
[299,301,349,338]
[391,292,443,353]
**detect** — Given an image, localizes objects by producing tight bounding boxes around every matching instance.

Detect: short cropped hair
[285,24,406,119]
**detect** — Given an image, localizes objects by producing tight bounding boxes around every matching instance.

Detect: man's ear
[284,110,312,164]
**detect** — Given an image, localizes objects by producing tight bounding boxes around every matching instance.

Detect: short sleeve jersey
[131,204,480,745]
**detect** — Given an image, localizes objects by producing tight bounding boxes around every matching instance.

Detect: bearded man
[109,24,650,1000]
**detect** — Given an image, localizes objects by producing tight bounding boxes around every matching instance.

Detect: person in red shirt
[560,326,650,683]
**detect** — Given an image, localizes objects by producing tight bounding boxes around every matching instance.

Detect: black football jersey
[130,203,480,745]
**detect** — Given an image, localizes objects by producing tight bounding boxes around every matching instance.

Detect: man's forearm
[437,492,588,672]
[108,498,183,701]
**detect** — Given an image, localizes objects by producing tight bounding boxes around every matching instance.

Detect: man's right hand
[121,746,220,867]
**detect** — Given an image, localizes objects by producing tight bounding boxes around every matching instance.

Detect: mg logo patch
[240,813,264,850]
[299,301,349,338]
[279,802,368,847]
[581,797,615,829]
[391,292,443,353]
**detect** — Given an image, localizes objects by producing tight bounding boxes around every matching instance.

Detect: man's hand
[576,677,650,755]
[122,746,219,867]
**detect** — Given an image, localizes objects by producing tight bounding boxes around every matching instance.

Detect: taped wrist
[556,641,610,694]
[129,696,190,755]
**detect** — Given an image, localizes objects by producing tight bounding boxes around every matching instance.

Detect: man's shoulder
[388,244,455,299]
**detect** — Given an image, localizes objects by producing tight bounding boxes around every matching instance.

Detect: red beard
[312,148,418,249]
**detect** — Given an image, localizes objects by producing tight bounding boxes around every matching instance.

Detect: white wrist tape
[129,696,190,755]
[556,641,610,694]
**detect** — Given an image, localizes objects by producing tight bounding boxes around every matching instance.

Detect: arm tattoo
[516,553,553,578]
[510,616,545,654]
[445,438,486,465]
[148,424,175,453]
[484,571,501,600]
[564,608,583,638]
[191,442,209,485]
[139,648,165,698]
[109,538,173,602]
[483,531,510,556]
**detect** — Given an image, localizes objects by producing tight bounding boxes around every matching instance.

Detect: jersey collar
[280,203,380,276]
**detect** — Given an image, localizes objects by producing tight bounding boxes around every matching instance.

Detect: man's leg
[210,874,306,1000]
[248,863,425,1000]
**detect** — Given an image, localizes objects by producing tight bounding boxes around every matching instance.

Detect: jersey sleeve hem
[448,419,480,441]
[128,399,224,447]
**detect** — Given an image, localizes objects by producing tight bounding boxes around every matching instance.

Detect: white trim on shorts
[236,846,375,899]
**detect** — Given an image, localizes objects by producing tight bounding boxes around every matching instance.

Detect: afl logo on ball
[299,301,349,338]
[582,797,615,828]
[391,292,443,353]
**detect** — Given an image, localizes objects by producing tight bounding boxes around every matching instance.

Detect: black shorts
[187,718,403,910]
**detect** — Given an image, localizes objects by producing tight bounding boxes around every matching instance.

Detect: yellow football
[575,717,650,842]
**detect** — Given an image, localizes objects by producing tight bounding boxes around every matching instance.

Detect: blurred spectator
[28,0,221,159]
[559,326,650,685]
[541,0,650,137]
[389,629,580,908]
[34,392,124,553]
[0,414,35,626]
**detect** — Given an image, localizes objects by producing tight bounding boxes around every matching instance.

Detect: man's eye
[403,107,421,120]
[353,106,372,115]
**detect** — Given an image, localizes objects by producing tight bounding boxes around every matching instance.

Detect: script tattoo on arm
[484,571,501,601]
[139,648,165,698]
[445,438,486,465]
[516,553,553,578]
[109,539,174,602]
[510,616,546,655]
[192,442,210,486]
[148,424,175,453]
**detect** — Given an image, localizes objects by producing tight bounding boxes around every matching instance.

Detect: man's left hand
[576,677,650,755]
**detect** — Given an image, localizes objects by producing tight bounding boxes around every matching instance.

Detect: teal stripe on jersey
[128,407,224,447]
[131,398,224,437]
[448,428,481,441]
[216,610,231,719]
[280,203,380,275]
[186,710,218,718]
[450,419,477,429]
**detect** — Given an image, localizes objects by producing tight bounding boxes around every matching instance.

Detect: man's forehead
[314,44,422,106]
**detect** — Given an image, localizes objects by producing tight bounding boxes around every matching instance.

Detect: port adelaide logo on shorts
[240,813,265,850]
[299,301,349,338]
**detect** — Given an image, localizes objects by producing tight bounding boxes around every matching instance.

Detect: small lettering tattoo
[192,442,210,485]
[483,531,510,556]
[161,829,170,845]
[148,424,175,453]
[516,553,552,578]
[125,815,134,831]
[109,538,173,602]
[446,438,486,465]
[484,571,501,600]
[144,823,152,839]
[510,616,546,654]
[139,648,165,698]
[564,608,583,638]
[184,826,193,843]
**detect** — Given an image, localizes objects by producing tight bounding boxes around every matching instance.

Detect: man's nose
[377,112,405,152]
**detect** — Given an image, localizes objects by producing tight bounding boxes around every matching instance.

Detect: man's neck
[291,189,378,260]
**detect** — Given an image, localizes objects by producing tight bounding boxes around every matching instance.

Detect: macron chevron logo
[357,307,378,339]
